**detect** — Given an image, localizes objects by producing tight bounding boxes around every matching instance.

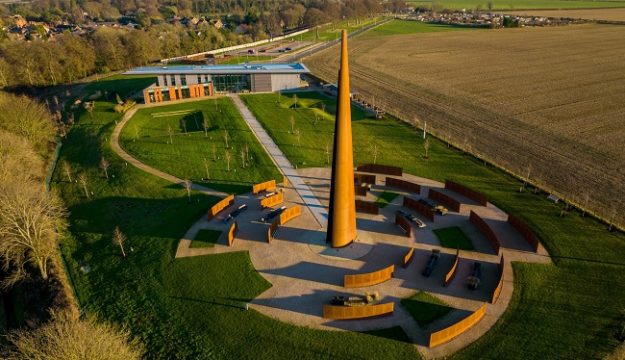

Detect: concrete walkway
[229,94,328,229]
[110,103,229,198]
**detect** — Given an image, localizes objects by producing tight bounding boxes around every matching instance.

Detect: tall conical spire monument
[326,29,357,248]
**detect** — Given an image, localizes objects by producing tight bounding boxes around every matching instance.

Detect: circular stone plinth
[307,229,375,260]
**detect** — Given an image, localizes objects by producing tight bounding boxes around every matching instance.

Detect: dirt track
[304,24,625,226]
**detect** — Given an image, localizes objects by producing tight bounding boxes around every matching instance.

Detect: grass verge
[401,292,453,326]
[375,191,400,208]
[433,227,475,250]
[190,229,222,248]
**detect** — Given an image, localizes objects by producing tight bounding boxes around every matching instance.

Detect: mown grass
[361,326,412,343]
[55,77,421,359]
[190,229,222,248]
[406,0,625,10]
[401,292,453,326]
[364,19,470,37]
[218,55,276,64]
[119,97,281,194]
[299,17,384,42]
[375,191,400,208]
[433,227,475,250]
[242,90,625,359]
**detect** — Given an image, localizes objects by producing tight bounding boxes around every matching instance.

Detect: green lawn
[401,292,454,326]
[407,0,625,10]
[119,97,281,194]
[218,55,276,64]
[375,191,400,208]
[433,227,475,250]
[242,90,625,359]
[364,19,470,37]
[190,229,222,248]
[361,326,412,343]
[55,76,421,359]
[300,17,385,42]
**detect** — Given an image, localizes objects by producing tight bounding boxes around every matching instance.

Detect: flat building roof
[124,63,309,75]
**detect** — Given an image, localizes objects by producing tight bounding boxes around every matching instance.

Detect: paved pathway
[229,94,328,228]
[110,103,229,198]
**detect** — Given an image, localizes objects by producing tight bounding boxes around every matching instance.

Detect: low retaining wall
[355,183,369,196]
[469,211,501,254]
[403,196,434,221]
[386,177,421,194]
[355,199,379,215]
[429,303,487,348]
[323,302,394,320]
[507,214,539,252]
[428,189,461,212]
[491,255,505,304]
[354,173,376,184]
[445,180,488,206]
[403,247,415,268]
[344,265,395,288]
[279,205,301,225]
[444,249,460,287]
[267,220,279,243]
[356,164,402,176]
[253,180,276,194]
[260,191,284,208]
[227,221,238,247]
[395,213,411,237]
[208,195,234,220]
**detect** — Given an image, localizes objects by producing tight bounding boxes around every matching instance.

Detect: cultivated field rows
[305,24,625,226]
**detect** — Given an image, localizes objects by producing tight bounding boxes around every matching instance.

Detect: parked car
[285,47,292,51]
[396,209,426,228]
[422,249,441,277]
[418,198,448,215]
[247,49,255,54]
[223,204,248,223]
[467,262,482,290]
[261,206,287,222]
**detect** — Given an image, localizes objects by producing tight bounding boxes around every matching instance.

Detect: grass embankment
[433,227,475,250]
[401,292,454,326]
[56,77,420,359]
[406,0,625,10]
[119,97,281,194]
[190,229,222,248]
[242,91,625,359]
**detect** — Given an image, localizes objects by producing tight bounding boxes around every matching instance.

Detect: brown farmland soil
[508,9,625,21]
[304,24,625,227]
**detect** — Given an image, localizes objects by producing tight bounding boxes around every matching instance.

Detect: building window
[163,76,167,86]
[197,75,202,84]
[181,75,187,86]
[212,74,251,93]
[204,75,209,83]
[156,77,160,86]
[170,75,176,86]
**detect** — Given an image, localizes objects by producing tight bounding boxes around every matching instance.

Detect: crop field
[507,8,625,20]
[406,0,625,10]
[305,23,625,227]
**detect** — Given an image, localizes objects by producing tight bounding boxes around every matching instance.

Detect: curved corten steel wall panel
[355,200,379,215]
[403,248,415,268]
[260,192,284,208]
[469,210,501,254]
[491,255,505,304]
[323,302,394,320]
[356,164,402,176]
[354,173,376,184]
[344,265,395,288]
[267,220,279,243]
[429,303,487,348]
[386,177,421,194]
[403,196,434,221]
[278,205,302,225]
[207,195,234,220]
[252,180,276,194]
[227,221,237,247]
[507,214,540,252]
[444,249,460,287]
[395,213,411,237]
[428,189,462,212]
[445,180,488,206]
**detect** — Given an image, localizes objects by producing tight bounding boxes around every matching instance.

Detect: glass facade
[213,74,251,93]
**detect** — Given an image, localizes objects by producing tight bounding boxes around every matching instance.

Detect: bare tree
[0,185,66,287]
[202,117,210,137]
[289,115,295,134]
[167,125,174,144]
[78,173,89,198]
[522,164,532,191]
[62,160,72,182]
[295,128,301,147]
[224,150,231,171]
[293,94,298,109]
[244,143,250,162]
[423,138,430,159]
[112,226,127,257]
[183,179,192,202]
[321,102,326,115]
[277,90,281,103]
[180,118,187,134]
[223,131,230,148]
[325,141,331,164]
[100,157,110,179]
[203,157,210,180]
[5,309,144,360]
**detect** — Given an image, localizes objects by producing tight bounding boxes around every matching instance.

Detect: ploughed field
[305,24,625,227]
[507,8,625,21]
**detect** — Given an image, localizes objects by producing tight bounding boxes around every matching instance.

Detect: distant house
[12,15,27,28]
[210,19,224,29]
